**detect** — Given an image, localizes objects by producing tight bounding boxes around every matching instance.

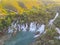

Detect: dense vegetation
[0,0,60,45]
[0,5,56,33]
[31,27,60,45]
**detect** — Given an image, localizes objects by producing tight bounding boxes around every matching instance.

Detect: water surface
[4,31,35,45]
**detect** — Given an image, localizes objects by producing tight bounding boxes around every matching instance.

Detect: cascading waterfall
[5,21,46,45]
[56,27,60,34]
[20,24,28,31]
[49,12,59,26]
[37,24,45,34]
[34,12,59,38]
[55,27,60,39]
[48,12,60,33]
[48,12,60,39]
[5,12,60,45]
[8,21,45,37]
[29,22,37,32]
[34,24,45,38]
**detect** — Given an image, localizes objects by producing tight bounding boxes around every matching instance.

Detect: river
[4,31,35,45]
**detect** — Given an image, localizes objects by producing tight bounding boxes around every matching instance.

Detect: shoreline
[0,34,11,45]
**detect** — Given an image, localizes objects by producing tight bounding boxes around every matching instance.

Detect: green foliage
[0,3,57,34]
[54,15,60,28]
[32,28,59,45]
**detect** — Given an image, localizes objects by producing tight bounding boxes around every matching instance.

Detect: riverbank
[0,35,11,45]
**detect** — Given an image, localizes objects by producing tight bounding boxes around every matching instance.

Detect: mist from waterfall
[56,27,60,34]
[48,12,60,39]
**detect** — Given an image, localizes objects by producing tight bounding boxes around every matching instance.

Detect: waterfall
[37,24,45,34]
[34,24,45,38]
[7,21,46,38]
[55,27,60,39]
[54,13,59,20]
[48,12,60,40]
[56,27,60,34]
[8,21,17,34]
[8,26,14,33]
[20,24,28,31]
[17,24,21,31]
[29,22,37,32]
[49,12,59,25]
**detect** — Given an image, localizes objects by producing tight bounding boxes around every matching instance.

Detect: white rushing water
[8,21,46,38]
[37,24,45,34]
[34,24,45,38]
[48,12,60,39]
[49,12,59,26]
[8,26,14,33]
[29,22,37,32]
[56,27,60,34]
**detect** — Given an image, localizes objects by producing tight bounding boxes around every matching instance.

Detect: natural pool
[4,31,35,45]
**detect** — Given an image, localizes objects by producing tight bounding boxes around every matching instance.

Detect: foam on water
[37,24,45,34]
[34,24,45,38]
[20,24,27,31]
[8,21,46,38]
[29,22,37,32]
[56,27,60,34]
